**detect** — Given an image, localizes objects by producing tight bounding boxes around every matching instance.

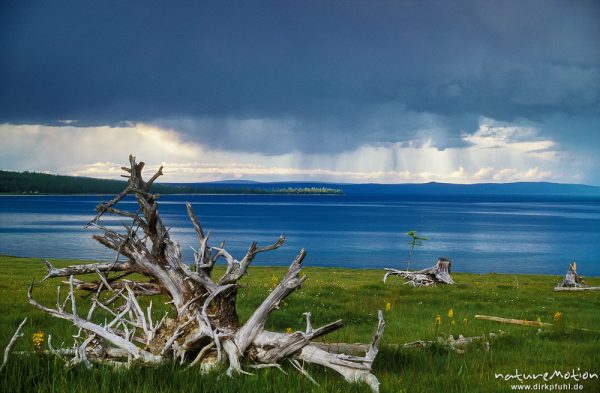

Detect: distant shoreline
[2,253,595,278]
[3,169,600,196]
[0,192,345,196]
[0,170,344,195]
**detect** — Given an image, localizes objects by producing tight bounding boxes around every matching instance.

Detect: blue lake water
[0,194,599,275]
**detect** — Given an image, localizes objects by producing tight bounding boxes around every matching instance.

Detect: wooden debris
[475,315,551,327]
[384,258,455,287]
[555,262,600,291]
[312,332,503,355]
[555,286,600,292]
[26,155,387,392]
[0,318,27,373]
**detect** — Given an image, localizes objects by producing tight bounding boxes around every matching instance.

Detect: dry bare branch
[0,318,27,373]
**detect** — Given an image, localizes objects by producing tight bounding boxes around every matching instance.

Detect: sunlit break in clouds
[1,1,599,184]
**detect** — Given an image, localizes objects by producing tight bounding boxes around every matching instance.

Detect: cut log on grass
[27,155,386,392]
[475,315,551,327]
[554,262,598,291]
[384,258,455,287]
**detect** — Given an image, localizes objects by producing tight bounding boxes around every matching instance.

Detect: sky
[1,0,599,184]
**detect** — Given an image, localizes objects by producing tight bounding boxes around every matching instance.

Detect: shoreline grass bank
[1,255,599,392]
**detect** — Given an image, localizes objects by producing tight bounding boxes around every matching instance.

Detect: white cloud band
[0,119,587,184]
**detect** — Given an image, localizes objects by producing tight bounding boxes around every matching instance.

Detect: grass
[1,255,599,392]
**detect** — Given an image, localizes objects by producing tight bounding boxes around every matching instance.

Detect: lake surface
[0,194,599,275]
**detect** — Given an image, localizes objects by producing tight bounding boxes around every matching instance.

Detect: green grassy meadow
[1,255,599,392]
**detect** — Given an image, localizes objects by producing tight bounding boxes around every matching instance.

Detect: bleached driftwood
[28,155,386,391]
[384,258,455,287]
[555,286,600,292]
[475,314,597,333]
[0,318,27,373]
[554,262,599,291]
[475,315,551,327]
[313,332,502,355]
[400,333,497,353]
[294,311,385,391]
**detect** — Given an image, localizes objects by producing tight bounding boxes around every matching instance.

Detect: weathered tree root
[384,258,455,287]
[554,262,600,291]
[28,155,387,391]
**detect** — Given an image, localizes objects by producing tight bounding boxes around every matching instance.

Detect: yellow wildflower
[447,309,454,318]
[32,331,45,348]
[434,315,442,325]
[286,327,293,334]
[269,274,280,291]
[462,318,468,325]
[554,312,562,323]
[451,320,456,326]
[385,302,392,312]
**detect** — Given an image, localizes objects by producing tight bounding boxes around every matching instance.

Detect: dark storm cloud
[1,0,599,153]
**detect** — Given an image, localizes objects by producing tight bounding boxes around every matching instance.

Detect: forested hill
[0,170,343,194]
[0,170,188,194]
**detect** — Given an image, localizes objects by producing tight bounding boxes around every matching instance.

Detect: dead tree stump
[557,262,586,288]
[384,258,455,287]
[554,262,600,291]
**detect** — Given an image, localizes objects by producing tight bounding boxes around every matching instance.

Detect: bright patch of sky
[0,118,588,184]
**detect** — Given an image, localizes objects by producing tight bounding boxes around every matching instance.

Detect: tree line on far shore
[0,170,342,195]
